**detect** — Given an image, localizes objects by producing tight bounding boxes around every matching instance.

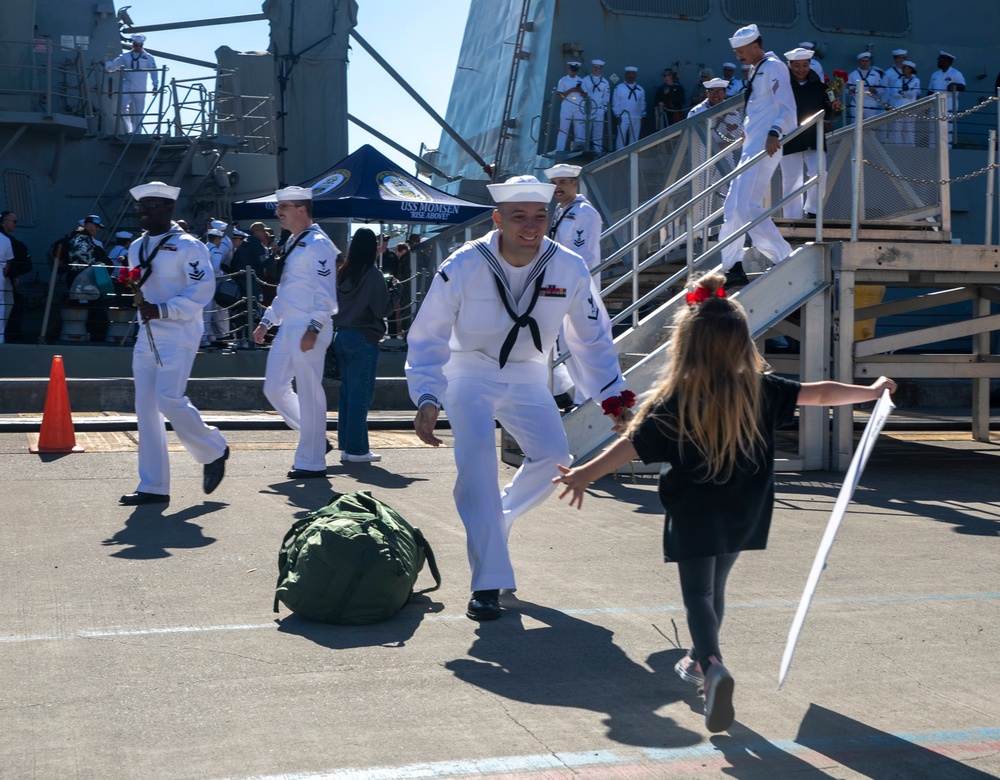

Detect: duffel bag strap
[413,528,442,593]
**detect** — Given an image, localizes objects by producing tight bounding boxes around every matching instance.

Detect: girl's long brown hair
[628,273,767,482]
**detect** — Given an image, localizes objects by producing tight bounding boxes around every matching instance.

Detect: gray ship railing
[0,37,93,125]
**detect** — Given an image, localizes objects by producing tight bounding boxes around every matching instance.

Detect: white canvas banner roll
[778,390,895,689]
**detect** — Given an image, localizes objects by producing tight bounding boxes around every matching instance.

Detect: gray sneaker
[674,653,705,687]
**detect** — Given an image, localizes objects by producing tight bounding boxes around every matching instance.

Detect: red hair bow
[685,286,726,305]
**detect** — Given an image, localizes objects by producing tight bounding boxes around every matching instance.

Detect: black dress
[629,373,800,562]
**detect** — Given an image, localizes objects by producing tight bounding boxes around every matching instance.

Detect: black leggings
[676,552,740,672]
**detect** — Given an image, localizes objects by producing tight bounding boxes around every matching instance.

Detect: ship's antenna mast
[492,0,533,181]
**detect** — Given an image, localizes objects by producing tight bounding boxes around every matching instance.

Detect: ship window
[723,0,798,26]
[598,0,710,21]
[809,0,910,36]
[3,170,35,227]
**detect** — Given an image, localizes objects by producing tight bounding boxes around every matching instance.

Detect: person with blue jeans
[333,228,400,463]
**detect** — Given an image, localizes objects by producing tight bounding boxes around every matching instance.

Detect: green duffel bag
[274,490,441,624]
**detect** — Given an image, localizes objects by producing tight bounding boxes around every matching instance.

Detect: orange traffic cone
[30,355,84,454]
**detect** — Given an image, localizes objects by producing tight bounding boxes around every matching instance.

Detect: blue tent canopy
[231,144,492,224]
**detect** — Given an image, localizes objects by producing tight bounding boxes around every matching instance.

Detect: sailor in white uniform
[583,59,611,154]
[104,34,159,134]
[612,66,646,149]
[927,51,965,147]
[799,42,824,81]
[209,219,234,270]
[688,77,743,198]
[202,228,229,346]
[120,181,229,506]
[717,24,797,289]
[847,52,882,124]
[107,231,133,269]
[253,187,339,479]
[723,62,747,98]
[405,175,628,621]
[544,163,605,408]
[555,62,587,151]
[893,61,921,146]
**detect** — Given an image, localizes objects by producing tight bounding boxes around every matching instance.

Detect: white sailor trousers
[263,316,333,471]
[133,338,228,495]
[557,100,587,151]
[779,150,820,219]
[719,149,792,270]
[444,376,570,591]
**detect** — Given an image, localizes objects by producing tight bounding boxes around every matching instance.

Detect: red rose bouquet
[117,266,162,365]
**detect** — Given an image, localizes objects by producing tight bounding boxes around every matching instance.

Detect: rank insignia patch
[188,261,205,281]
[539,285,567,298]
[573,229,586,247]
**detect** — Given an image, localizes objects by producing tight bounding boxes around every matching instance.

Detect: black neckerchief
[549,197,581,238]
[135,230,176,290]
[589,76,605,92]
[494,271,545,368]
[744,56,771,107]
[275,227,315,283]
[626,84,639,100]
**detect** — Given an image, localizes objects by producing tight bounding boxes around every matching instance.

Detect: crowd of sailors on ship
[551,45,969,154]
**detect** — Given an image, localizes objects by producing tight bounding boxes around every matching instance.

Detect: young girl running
[553,272,895,733]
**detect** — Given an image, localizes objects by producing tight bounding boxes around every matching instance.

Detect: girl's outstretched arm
[797,375,896,407]
[553,437,639,509]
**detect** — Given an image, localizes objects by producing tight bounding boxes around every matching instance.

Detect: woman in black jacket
[332,228,400,463]
[779,49,841,220]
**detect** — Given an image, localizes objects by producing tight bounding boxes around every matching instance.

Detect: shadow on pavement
[795,703,998,779]
[445,600,702,749]
[275,592,444,649]
[102,502,222,559]
[708,721,832,778]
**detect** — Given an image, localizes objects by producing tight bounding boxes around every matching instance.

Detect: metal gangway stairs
[541,92,995,470]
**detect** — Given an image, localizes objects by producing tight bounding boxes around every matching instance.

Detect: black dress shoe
[723,264,750,291]
[119,491,170,506]
[466,589,502,621]
[286,468,328,479]
[203,446,230,494]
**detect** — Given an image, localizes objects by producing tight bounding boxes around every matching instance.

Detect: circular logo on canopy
[310,170,350,197]
[377,171,431,201]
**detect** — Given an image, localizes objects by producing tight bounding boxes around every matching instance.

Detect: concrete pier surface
[1,423,998,779]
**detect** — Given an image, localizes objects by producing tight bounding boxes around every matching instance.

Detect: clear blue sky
[119,0,471,176]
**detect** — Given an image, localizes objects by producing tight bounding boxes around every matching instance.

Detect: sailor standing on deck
[717,24,797,289]
[927,51,965,147]
[583,60,611,154]
[613,66,646,149]
[253,187,339,480]
[103,34,159,134]
[555,62,587,151]
[544,163,606,409]
[405,175,629,622]
[120,181,230,506]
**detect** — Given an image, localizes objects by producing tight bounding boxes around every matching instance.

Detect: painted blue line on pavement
[227,727,1000,780]
[2,592,998,644]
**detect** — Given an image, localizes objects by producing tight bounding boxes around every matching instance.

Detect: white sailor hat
[210,219,227,230]
[567,61,581,68]
[892,48,907,56]
[543,163,582,180]
[799,41,815,48]
[130,181,180,201]
[115,231,132,240]
[206,228,224,238]
[722,61,736,70]
[275,185,313,201]
[232,228,248,237]
[939,50,956,60]
[784,48,814,62]
[486,175,555,204]
[704,78,730,89]
[728,24,760,48]
[591,59,605,67]
[130,34,146,43]
[902,60,916,69]
[624,66,638,73]
[857,51,872,60]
